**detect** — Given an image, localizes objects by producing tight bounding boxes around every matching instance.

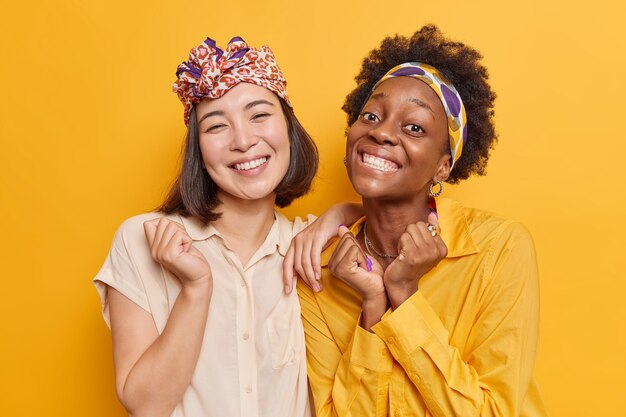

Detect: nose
[368,120,399,146]
[230,124,260,152]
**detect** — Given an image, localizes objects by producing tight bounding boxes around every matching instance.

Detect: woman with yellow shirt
[288,25,548,417]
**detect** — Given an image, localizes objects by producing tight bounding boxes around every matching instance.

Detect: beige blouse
[94,211,313,417]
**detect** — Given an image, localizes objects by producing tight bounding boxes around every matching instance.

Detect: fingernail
[284,284,290,293]
[315,271,321,281]
[338,224,345,228]
[312,282,321,292]
[366,256,373,272]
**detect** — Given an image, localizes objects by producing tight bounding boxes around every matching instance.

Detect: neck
[213,192,277,266]
[361,195,433,267]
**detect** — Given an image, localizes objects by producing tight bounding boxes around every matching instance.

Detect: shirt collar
[179,214,220,241]
[178,211,291,256]
[320,197,478,267]
[435,197,479,258]
[275,211,294,256]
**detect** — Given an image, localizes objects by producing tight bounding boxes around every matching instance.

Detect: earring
[343,157,347,167]
[429,180,443,197]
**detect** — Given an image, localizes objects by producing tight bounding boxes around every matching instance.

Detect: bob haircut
[159,97,318,224]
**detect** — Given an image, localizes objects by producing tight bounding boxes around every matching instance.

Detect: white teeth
[362,153,398,172]
[234,157,268,171]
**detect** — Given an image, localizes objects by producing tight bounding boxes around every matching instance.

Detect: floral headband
[173,37,291,125]
[370,63,467,170]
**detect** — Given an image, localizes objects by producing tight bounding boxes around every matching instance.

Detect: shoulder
[111,212,182,251]
[439,198,536,274]
[454,204,537,281]
[114,212,162,239]
[115,212,163,234]
[275,211,317,236]
[457,203,535,250]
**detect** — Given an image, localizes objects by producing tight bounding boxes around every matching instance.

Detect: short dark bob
[343,25,498,183]
[159,98,319,224]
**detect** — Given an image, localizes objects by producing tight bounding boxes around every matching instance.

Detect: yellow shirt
[298,198,548,417]
[95,211,313,417]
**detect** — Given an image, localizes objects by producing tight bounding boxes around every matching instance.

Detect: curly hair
[342,25,497,183]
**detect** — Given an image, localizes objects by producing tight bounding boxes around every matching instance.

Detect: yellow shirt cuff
[349,317,393,372]
[372,291,448,358]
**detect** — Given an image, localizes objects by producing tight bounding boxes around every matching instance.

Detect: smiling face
[346,76,451,203]
[196,82,291,205]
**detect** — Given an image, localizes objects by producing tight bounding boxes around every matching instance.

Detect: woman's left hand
[384,211,448,309]
[283,203,363,294]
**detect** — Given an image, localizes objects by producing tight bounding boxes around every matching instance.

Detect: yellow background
[1,0,625,415]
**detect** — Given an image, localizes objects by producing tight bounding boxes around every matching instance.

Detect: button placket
[227,252,259,417]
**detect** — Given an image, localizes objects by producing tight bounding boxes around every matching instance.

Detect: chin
[351,183,385,200]
[241,185,280,201]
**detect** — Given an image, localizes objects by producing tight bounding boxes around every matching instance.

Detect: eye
[203,123,227,133]
[251,112,271,122]
[404,124,425,135]
[360,112,380,123]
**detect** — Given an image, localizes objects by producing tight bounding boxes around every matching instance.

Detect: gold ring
[427,223,440,237]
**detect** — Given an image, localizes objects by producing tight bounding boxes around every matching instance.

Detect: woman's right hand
[329,225,387,330]
[328,226,385,300]
[143,218,213,289]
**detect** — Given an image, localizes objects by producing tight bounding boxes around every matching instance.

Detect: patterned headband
[173,37,291,125]
[370,63,467,170]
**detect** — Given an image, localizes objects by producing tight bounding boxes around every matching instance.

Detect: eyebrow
[369,92,434,114]
[408,98,433,114]
[244,99,275,111]
[198,110,225,124]
[369,92,386,101]
[198,99,275,124]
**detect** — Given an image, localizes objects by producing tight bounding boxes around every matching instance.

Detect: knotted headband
[173,37,291,125]
[370,63,467,170]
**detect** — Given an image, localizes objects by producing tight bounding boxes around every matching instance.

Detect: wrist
[360,294,388,331]
[385,280,418,310]
[341,202,364,223]
[181,276,213,298]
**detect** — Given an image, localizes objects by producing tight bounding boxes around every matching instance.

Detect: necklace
[363,221,398,259]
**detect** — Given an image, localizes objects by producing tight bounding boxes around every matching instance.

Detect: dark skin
[329,76,450,331]
[342,25,498,184]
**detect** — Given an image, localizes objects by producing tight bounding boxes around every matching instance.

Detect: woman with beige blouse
[94,36,359,417]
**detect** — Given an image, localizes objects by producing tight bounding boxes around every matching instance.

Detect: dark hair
[159,98,318,224]
[343,25,497,183]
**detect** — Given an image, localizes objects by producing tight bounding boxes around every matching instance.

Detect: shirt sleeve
[371,221,541,417]
[93,216,151,327]
[298,280,394,417]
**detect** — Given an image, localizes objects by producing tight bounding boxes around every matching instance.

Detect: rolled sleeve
[349,322,393,372]
[372,291,448,359]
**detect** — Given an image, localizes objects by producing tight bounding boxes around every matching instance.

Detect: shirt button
[394,409,401,417]
[240,279,247,287]
[245,385,252,394]
[242,332,249,340]
[387,337,395,344]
